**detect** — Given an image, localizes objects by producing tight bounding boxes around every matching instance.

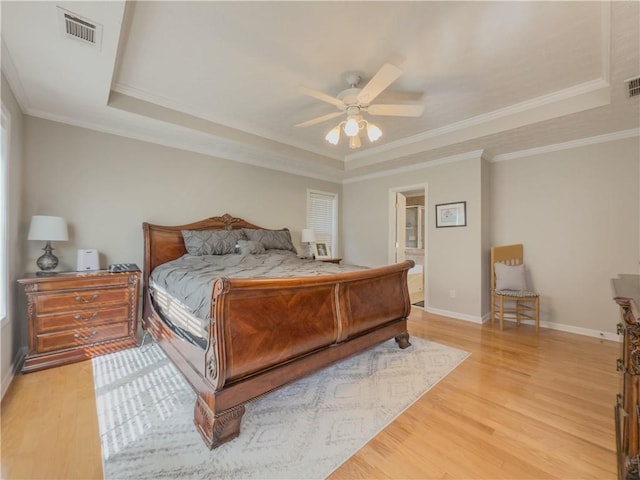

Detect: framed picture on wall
[314,242,331,259]
[435,201,467,228]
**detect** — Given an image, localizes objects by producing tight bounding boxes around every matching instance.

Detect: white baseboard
[515,318,621,342]
[425,307,621,342]
[1,369,15,400]
[1,347,26,400]
[425,306,486,324]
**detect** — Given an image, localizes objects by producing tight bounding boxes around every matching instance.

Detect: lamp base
[35,271,59,277]
[36,241,59,273]
[305,242,315,259]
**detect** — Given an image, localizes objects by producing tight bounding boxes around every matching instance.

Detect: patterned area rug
[93,337,469,479]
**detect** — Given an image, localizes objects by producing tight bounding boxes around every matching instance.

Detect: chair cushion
[494,262,527,291]
[495,289,539,298]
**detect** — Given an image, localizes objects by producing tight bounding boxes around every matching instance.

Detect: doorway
[389,185,427,307]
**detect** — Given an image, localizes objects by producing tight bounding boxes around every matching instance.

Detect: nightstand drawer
[36,305,130,333]
[30,274,133,292]
[36,287,131,313]
[36,322,130,352]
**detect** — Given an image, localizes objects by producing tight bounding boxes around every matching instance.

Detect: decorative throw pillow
[494,262,527,291]
[237,239,266,255]
[242,228,297,254]
[182,229,246,256]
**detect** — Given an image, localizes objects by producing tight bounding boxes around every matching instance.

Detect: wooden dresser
[613,273,640,480]
[18,270,140,373]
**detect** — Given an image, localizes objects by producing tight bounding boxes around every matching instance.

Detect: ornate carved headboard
[142,214,264,284]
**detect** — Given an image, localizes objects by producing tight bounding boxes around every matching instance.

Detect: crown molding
[26,107,345,184]
[491,128,640,162]
[112,82,340,161]
[343,127,639,183]
[344,78,611,170]
[342,150,485,184]
[1,39,30,113]
[348,79,610,161]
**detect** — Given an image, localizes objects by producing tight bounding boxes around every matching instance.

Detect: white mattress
[150,281,208,341]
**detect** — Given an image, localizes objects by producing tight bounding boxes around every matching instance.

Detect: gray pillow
[182,229,246,256]
[237,239,266,255]
[494,262,527,291]
[243,228,297,254]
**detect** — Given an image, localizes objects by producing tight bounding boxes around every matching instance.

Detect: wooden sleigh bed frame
[142,214,413,449]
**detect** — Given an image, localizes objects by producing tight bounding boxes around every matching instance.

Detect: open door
[395,192,406,263]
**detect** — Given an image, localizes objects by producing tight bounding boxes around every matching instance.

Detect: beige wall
[480,157,492,315]
[21,117,342,274]
[491,137,640,335]
[344,137,639,335]
[1,73,25,397]
[343,155,485,321]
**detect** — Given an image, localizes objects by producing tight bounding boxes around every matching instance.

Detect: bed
[142,214,414,449]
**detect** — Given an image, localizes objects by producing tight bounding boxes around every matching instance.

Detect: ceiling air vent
[57,7,102,49]
[626,77,640,98]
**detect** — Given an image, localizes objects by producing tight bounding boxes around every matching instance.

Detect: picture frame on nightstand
[314,242,331,260]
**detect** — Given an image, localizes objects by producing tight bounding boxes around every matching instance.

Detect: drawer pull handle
[617,358,625,372]
[617,323,624,335]
[75,294,99,303]
[74,312,99,321]
[74,330,98,341]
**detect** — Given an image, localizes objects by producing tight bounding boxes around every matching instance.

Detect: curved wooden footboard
[143,214,414,449]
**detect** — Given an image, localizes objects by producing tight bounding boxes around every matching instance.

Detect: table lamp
[301,228,316,259]
[28,215,69,275]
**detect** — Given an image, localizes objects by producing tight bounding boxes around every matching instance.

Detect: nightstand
[320,258,342,264]
[18,270,140,373]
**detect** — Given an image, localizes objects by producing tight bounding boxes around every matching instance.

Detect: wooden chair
[490,244,540,331]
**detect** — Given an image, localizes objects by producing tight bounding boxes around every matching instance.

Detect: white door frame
[388,183,428,306]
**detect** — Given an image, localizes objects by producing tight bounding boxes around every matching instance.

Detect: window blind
[307,191,337,254]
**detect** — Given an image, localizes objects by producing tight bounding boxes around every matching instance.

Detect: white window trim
[0,104,10,326]
[306,189,339,258]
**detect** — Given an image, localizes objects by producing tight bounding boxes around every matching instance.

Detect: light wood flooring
[1,309,619,479]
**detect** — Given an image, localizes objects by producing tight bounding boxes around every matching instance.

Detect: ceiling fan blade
[367,104,425,117]
[298,86,345,108]
[295,111,344,128]
[357,63,403,105]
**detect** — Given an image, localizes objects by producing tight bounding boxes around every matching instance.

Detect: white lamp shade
[343,117,359,137]
[367,123,382,142]
[301,229,316,243]
[28,215,69,241]
[325,126,340,145]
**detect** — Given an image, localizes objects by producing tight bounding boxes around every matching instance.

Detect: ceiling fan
[296,63,424,148]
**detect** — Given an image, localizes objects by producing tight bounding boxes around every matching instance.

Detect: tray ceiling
[2,1,638,181]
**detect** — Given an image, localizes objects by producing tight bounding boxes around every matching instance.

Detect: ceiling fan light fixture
[367,123,382,142]
[343,117,360,137]
[297,63,423,150]
[325,126,341,145]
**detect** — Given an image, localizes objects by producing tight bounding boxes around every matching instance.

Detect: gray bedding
[150,251,365,320]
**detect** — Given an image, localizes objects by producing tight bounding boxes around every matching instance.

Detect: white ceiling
[2,1,639,182]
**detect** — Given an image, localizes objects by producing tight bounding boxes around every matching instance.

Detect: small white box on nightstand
[76,249,99,271]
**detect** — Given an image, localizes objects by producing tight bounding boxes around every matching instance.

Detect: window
[0,106,8,322]
[307,190,338,257]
